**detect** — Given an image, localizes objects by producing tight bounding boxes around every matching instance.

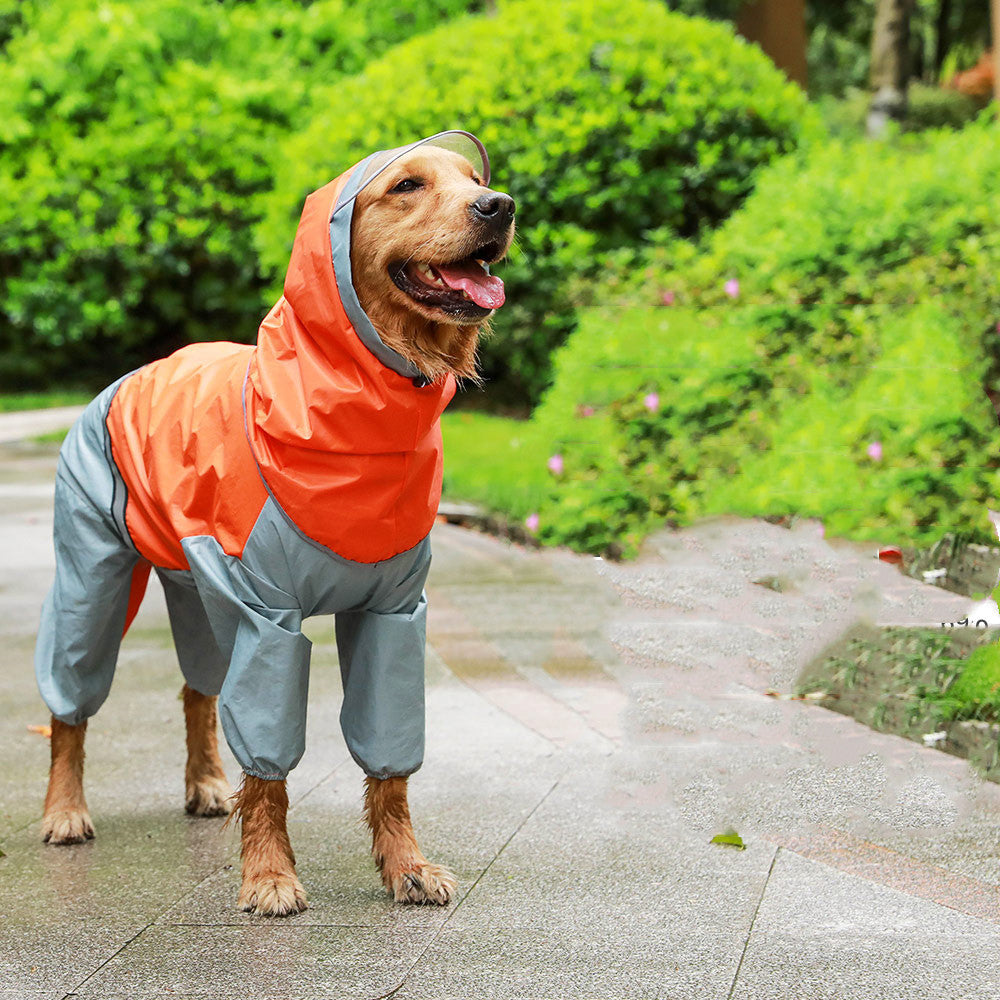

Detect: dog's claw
[41,807,95,845]
[390,863,455,905]
[185,775,234,817]
[237,872,308,917]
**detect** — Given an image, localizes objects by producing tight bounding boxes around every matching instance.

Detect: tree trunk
[992,0,1000,106]
[933,0,951,79]
[867,0,915,137]
[735,0,808,89]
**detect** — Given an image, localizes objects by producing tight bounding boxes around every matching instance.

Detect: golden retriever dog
[37,133,515,915]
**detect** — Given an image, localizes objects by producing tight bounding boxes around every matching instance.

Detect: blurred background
[1,0,999,560]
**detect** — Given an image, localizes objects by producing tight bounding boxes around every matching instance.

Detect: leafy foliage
[444,118,1000,556]
[257,0,811,405]
[0,0,480,387]
[932,641,1000,721]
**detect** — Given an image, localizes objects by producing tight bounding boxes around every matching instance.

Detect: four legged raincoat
[35,132,490,781]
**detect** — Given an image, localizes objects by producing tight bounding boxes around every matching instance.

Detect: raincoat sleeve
[181,536,311,780]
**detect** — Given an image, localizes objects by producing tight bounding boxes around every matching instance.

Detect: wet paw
[390,863,456,905]
[42,807,95,845]
[185,775,233,817]
[237,872,308,917]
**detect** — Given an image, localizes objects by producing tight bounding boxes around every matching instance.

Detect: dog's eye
[390,178,423,194]
[471,175,483,186]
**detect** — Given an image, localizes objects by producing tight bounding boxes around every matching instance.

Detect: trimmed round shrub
[257,0,812,405]
[0,0,481,387]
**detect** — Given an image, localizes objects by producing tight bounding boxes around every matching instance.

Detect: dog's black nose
[469,192,515,226]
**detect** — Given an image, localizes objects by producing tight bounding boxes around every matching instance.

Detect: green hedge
[0,0,479,388]
[257,0,811,405]
[445,118,1000,555]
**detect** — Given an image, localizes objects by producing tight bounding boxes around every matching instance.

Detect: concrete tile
[75,924,431,999]
[731,850,1000,1000]
[393,770,774,999]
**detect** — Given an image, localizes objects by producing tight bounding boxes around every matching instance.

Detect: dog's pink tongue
[435,261,505,309]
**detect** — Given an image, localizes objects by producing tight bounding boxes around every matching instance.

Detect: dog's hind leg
[42,719,94,845]
[233,776,307,916]
[182,684,233,817]
[364,776,455,905]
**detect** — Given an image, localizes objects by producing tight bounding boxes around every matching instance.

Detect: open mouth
[389,239,506,318]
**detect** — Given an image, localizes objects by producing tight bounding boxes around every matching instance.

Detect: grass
[0,390,90,412]
[801,626,1000,732]
[32,429,70,444]
[940,642,1000,722]
[440,411,548,521]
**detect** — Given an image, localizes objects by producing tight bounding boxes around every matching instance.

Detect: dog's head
[349,143,515,383]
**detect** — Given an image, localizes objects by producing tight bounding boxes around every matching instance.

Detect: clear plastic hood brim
[331,130,490,218]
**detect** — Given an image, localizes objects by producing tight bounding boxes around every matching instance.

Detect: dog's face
[350,145,515,382]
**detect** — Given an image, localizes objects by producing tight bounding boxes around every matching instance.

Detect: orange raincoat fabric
[106,168,456,571]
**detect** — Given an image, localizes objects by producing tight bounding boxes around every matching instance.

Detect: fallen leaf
[764,689,827,702]
[27,724,52,739]
[711,829,746,850]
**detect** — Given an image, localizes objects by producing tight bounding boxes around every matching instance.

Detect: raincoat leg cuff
[48,707,89,727]
[240,767,288,781]
[349,750,424,781]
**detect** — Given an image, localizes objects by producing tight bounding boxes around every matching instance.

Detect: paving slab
[391,767,776,1000]
[4,442,1000,999]
[730,850,1000,1000]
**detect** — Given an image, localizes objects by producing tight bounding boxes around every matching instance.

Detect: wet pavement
[2,431,1000,999]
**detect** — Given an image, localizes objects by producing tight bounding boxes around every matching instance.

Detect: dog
[35,131,515,916]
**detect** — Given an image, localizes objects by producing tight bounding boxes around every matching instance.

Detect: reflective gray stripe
[329,156,424,380]
[331,130,490,219]
[100,374,139,555]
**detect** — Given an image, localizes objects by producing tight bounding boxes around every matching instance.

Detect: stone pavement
[2,432,1000,999]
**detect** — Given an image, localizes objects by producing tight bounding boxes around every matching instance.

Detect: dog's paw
[42,807,95,845]
[390,863,456,905]
[237,871,308,917]
[185,775,234,817]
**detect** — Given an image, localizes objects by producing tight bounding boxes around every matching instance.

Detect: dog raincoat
[35,132,491,781]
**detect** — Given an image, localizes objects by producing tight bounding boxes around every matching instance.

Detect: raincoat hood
[244,133,490,563]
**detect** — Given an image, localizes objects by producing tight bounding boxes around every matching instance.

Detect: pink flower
[724,278,740,299]
[547,453,564,475]
[643,392,660,413]
[866,440,883,461]
[996,321,1000,334]
[579,405,595,418]
[660,290,675,306]
[525,512,540,532]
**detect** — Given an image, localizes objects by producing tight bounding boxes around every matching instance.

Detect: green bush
[258,0,812,406]
[928,641,1000,722]
[0,0,479,387]
[444,117,1000,556]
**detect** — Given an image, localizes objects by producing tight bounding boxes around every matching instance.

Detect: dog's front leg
[234,775,307,916]
[364,776,455,905]
[182,684,233,817]
[42,718,95,845]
